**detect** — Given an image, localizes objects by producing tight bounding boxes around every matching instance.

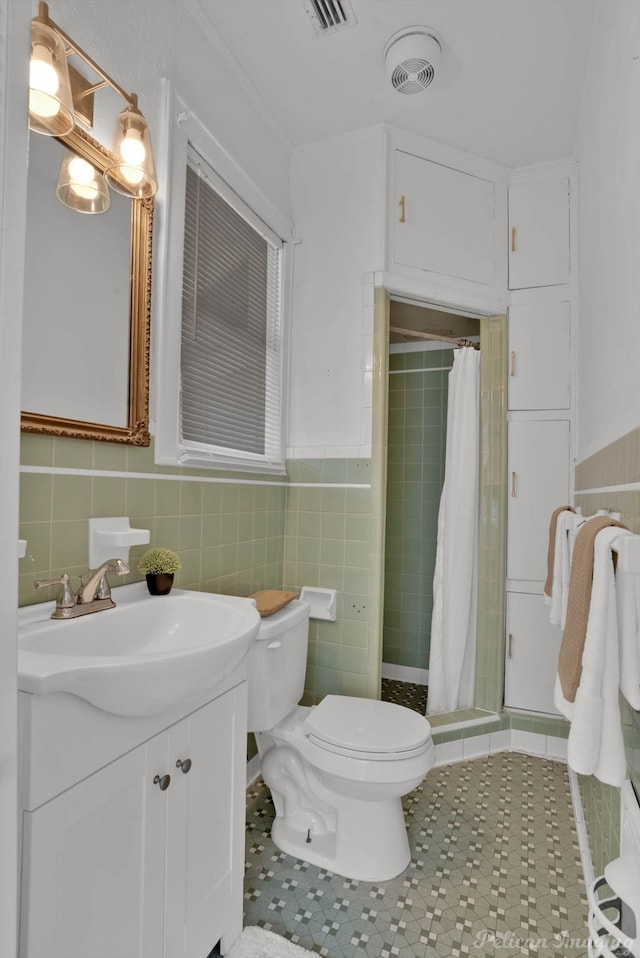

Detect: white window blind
[180,149,283,469]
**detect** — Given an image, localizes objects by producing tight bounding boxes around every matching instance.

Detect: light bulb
[68,156,100,200]
[29,43,60,118]
[120,132,146,167]
[119,165,145,186]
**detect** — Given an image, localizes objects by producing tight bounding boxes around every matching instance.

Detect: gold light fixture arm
[36,2,134,110]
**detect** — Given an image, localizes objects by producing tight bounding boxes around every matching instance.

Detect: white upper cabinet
[508,178,571,289]
[508,302,571,410]
[393,150,496,287]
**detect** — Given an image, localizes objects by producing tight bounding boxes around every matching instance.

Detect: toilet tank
[247,598,310,732]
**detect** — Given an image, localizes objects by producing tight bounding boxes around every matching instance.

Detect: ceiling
[190,0,596,169]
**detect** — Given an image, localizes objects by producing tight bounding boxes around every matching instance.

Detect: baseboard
[382,662,429,685]
[433,729,568,768]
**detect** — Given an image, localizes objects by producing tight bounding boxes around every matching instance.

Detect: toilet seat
[303,695,431,761]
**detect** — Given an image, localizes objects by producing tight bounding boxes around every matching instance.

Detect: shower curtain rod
[390,325,480,351]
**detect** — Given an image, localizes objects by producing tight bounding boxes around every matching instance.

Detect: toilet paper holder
[300,586,337,621]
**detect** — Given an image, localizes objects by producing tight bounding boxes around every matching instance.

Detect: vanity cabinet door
[20,735,167,958]
[163,683,247,958]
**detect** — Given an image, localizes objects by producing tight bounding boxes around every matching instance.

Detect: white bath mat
[226,926,315,958]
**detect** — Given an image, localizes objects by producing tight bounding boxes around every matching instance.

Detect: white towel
[616,562,640,710]
[555,526,628,787]
[549,510,575,629]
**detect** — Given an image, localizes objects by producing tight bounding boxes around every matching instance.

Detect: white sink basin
[18,583,260,717]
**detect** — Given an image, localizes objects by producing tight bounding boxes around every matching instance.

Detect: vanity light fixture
[56,148,110,214]
[28,1,158,209]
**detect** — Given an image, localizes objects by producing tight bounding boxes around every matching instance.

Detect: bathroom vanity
[16,585,259,958]
[18,673,247,958]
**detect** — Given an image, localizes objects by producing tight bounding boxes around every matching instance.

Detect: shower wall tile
[383,349,452,670]
[475,314,507,712]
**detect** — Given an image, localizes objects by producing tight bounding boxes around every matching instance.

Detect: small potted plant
[138,547,181,596]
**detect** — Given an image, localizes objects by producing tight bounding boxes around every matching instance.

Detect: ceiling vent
[384,27,442,94]
[302,0,357,36]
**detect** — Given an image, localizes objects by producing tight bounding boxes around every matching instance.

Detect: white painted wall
[287,127,386,458]
[574,0,640,462]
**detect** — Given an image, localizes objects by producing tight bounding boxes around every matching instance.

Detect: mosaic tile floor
[243,752,589,957]
[381,678,428,714]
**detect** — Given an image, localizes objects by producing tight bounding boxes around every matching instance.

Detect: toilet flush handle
[266,640,281,649]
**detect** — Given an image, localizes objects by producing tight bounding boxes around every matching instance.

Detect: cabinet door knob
[399,195,406,223]
[511,225,517,252]
[510,350,516,377]
[508,633,514,659]
[511,471,517,497]
[176,758,192,774]
[153,773,171,791]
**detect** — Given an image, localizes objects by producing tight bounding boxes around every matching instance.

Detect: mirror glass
[21,127,152,445]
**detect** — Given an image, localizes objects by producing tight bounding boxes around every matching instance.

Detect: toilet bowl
[247,599,434,881]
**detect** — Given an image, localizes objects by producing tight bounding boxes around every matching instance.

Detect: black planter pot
[145,572,174,596]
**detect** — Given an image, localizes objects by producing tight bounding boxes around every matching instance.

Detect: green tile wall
[383,349,451,669]
[475,315,507,712]
[283,460,376,704]
[19,434,286,606]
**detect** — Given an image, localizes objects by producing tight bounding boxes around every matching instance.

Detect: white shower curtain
[427,346,480,715]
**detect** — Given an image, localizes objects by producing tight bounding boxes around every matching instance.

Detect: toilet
[247,598,435,882]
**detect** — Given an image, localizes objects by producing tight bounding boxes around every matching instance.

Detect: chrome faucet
[34,559,129,620]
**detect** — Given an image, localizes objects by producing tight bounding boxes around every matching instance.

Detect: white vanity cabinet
[19,678,247,958]
[508,178,571,290]
[393,149,497,287]
[504,591,561,715]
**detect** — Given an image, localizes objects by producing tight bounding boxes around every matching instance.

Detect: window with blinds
[179,149,283,470]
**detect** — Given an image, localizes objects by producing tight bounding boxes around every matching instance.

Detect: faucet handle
[34,573,76,612]
[95,573,112,600]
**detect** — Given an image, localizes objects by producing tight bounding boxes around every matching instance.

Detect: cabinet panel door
[20,737,167,958]
[164,683,247,958]
[394,150,495,285]
[508,178,570,289]
[507,420,570,582]
[505,592,561,714]
[508,302,570,410]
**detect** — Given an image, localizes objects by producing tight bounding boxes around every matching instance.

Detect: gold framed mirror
[21,125,152,446]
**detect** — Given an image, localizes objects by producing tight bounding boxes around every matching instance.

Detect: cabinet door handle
[511,225,517,252]
[511,471,517,497]
[508,633,514,659]
[176,758,192,774]
[510,350,516,377]
[399,195,406,223]
[153,773,171,791]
